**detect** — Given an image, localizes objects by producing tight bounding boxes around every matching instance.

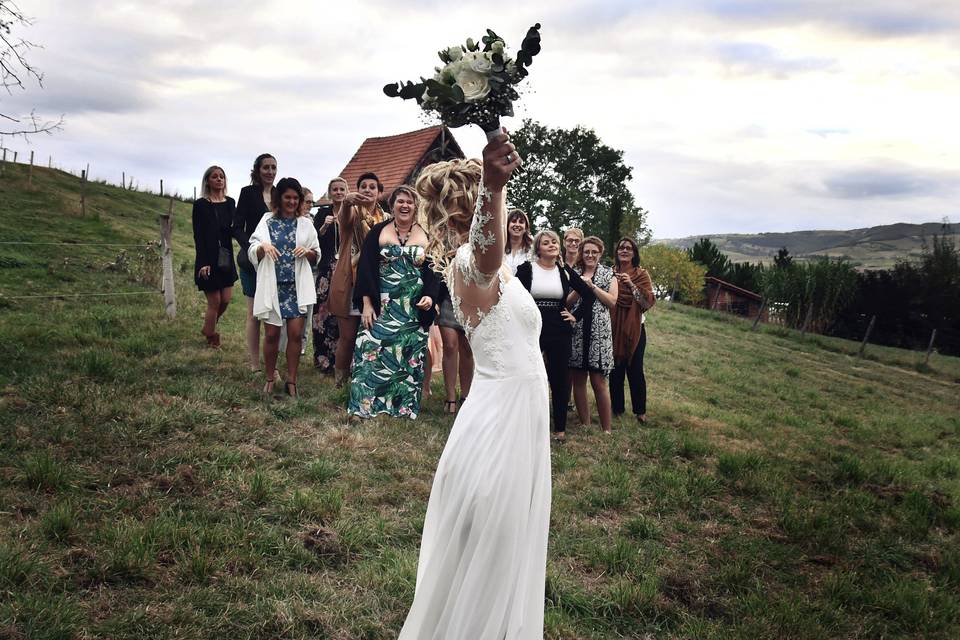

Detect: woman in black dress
[192,165,238,347]
[232,153,277,371]
[516,229,592,440]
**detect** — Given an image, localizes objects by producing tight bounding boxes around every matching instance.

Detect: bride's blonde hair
[416,158,483,274]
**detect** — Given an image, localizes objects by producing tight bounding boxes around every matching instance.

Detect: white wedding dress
[398,234,551,638]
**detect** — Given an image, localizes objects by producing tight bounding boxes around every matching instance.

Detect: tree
[509,119,651,251]
[762,257,857,333]
[638,244,705,304]
[687,237,730,279]
[1,1,62,138]
[774,246,793,269]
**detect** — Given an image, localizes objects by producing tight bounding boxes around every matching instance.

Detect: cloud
[713,41,835,77]
[817,165,957,200]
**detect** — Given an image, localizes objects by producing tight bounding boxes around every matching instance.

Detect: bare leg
[245,296,261,371]
[590,371,613,433]
[457,332,474,399]
[217,287,233,318]
[202,290,222,339]
[263,323,282,392]
[439,326,460,409]
[285,317,305,392]
[335,316,360,384]
[571,369,590,427]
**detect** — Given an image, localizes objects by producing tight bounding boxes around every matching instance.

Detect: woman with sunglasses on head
[247,177,319,398]
[567,235,618,433]
[232,153,277,372]
[611,237,655,423]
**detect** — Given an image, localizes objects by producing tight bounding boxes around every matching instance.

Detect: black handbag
[217,246,231,271]
[236,246,252,271]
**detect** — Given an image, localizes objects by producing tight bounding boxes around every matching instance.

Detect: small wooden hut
[704,276,767,321]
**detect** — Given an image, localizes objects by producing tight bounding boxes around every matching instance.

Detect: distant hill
[656,222,955,269]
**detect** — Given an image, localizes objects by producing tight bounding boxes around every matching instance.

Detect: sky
[2,0,959,239]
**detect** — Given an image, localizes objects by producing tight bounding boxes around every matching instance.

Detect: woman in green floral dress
[348,187,437,419]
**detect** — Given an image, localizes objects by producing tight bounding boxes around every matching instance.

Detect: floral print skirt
[312,259,339,372]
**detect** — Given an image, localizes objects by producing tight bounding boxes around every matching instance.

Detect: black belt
[535,299,562,309]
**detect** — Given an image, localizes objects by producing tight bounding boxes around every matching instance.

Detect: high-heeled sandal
[443,399,458,414]
[285,381,298,398]
[263,377,275,395]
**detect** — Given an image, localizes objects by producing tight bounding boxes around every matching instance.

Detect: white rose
[491,41,505,55]
[468,52,493,74]
[447,46,463,61]
[455,67,491,102]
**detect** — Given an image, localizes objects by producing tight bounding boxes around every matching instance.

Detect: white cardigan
[247,213,320,326]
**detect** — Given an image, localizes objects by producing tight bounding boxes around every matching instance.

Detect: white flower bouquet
[384,24,542,138]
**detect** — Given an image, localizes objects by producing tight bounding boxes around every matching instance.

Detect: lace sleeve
[452,182,500,288]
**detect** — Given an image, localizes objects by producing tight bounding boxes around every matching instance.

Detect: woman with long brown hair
[329,172,385,387]
[611,237,655,423]
[232,153,277,371]
[503,208,533,274]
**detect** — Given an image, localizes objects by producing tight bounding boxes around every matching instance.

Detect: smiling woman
[347,185,439,420]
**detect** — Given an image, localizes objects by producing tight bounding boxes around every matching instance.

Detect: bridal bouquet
[383,24,542,138]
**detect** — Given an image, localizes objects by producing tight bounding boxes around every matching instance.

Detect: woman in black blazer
[192,165,238,347]
[231,153,277,371]
[516,229,593,440]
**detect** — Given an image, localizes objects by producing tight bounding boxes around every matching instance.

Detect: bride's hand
[482,129,522,194]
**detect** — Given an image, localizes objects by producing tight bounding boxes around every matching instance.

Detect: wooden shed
[704,277,767,321]
[333,126,465,203]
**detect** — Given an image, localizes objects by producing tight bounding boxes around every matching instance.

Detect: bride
[398,132,550,639]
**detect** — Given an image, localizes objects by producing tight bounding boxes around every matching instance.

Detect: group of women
[190,151,655,432]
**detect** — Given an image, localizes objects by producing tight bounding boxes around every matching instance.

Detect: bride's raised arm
[469,131,523,276]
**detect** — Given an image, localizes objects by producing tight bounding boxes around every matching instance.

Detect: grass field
[2,164,959,639]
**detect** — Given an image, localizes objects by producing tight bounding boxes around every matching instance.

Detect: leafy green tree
[762,257,857,332]
[727,261,765,293]
[639,244,705,304]
[509,119,651,251]
[687,237,730,279]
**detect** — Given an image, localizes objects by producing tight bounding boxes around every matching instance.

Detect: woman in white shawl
[247,177,319,397]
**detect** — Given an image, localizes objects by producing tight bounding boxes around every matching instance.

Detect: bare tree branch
[0,0,59,138]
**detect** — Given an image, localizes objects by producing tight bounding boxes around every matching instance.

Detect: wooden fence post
[122,171,125,189]
[159,198,177,318]
[48,155,52,168]
[800,302,814,336]
[670,274,680,306]
[857,315,876,358]
[924,329,937,365]
[80,169,87,217]
[751,296,767,331]
[1,148,6,176]
[193,186,197,200]
[160,179,164,196]
[13,151,17,163]
[28,150,34,186]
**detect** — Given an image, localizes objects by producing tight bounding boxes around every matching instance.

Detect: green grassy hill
[2,164,959,639]
[658,222,954,269]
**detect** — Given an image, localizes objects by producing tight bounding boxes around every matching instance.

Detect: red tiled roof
[339,126,460,200]
[705,276,762,301]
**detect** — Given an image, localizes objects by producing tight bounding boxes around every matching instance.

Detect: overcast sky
[3,0,959,238]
